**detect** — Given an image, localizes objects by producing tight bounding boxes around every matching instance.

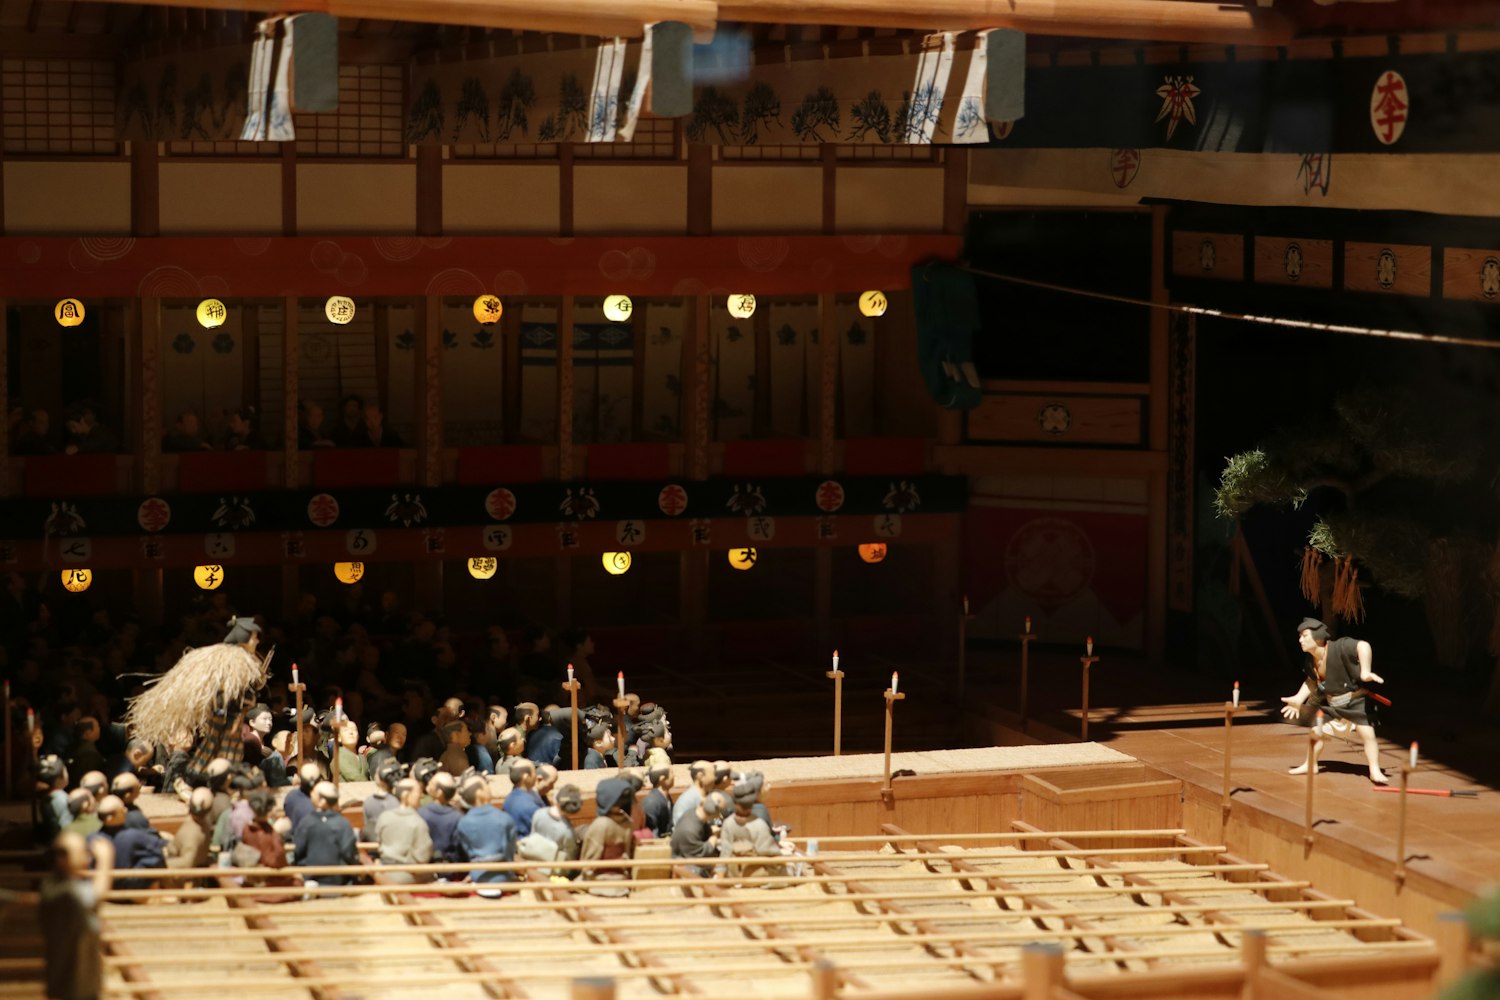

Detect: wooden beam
[418,295,443,487]
[138,299,162,495]
[717,0,1292,44]
[282,297,300,488]
[0,303,7,497]
[557,295,575,480]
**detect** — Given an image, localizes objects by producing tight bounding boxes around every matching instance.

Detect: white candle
[1232,681,1239,709]
[1410,742,1418,770]
[1086,636,1094,657]
[335,697,343,723]
[26,709,33,733]
[963,595,969,615]
[832,649,840,672]
[1024,616,1031,634]
[617,672,625,698]
[567,663,575,683]
[890,672,899,695]
[292,663,300,686]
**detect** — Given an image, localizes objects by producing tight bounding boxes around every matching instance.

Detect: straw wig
[124,643,270,747]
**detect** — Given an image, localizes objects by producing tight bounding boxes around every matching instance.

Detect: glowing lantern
[602,551,632,576]
[468,556,498,580]
[858,543,888,564]
[473,295,503,325]
[602,295,634,322]
[858,290,888,318]
[60,569,92,593]
[193,565,224,591]
[333,561,364,585]
[54,299,85,327]
[727,294,756,319]
[196,298,228,329]
[727,548,758,571]
[325,296,356,325]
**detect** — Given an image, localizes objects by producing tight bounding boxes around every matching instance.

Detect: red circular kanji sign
[485,488,517,521]
[137,497,171,533]
[1370,70,1409,146]
[815,480,845,513]
[307,493,340,528]
[658,484,688,517]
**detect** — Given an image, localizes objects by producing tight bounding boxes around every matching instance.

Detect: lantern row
[52,292,891,330]
[56,544,892,592]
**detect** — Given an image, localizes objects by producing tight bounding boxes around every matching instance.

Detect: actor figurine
[1281,617,1388,785]
[124,616,270,786]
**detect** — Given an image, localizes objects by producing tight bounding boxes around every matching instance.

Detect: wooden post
[1395,742,1416,887]
[571,976,616,1000]
[1221,689,1238,829]
[562,672,581,772]
[1021,942,1065,1000]
[1241,927,1268,1000]
[613,675,629,770]
[281,297,299,488]
[1079,640,1099,742]
[1435,912,1472,988]
[331,698,343,796]
[3,680,10,800]
[1304,711,1321,851]
[881,675,905,798]
[957,596,973,702]
[558,295,575,481]
[289,666,306,769]
[1018,618,1034,728]
[826,653,844,757]
[809,958,838,1000]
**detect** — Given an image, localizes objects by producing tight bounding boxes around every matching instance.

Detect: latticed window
[293,64,405,157]
[1,59,117,155]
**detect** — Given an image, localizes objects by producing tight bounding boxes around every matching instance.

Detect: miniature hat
[1297,618,1330,642]
[223,616,261,645]
[731,781,758,809]
[556,784,583,814]
[595,777,633,815]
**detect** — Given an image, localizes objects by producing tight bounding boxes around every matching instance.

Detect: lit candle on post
[1409,741,1418,770]
[1232,681,1240,709]
[612,673,629,774]
[1024,616,1031,634]
[1018,617,1036,729]
[567,662,575,684]
[1086,635,1094,657]
[561,665,581,770]
[26,708,35,764]
[288,662,305,769]
[962,594,970,616]
[292,663,300,687]
[832,649,839,673]
[890,672,899,695]
[882,669,906,799]
[1079,638,1100,742]
[617,672,625,699]
[1222,681,1240,827]
[827,650,845,757]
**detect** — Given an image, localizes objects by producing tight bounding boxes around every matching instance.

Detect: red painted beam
[2,234,960,299]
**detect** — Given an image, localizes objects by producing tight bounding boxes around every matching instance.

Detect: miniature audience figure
[375,778,434,884]
[502,760,545,837]
[334,719,366,783]
[283,762,322,831]
[671,760,721,828]
[38,755,70,839]
[455,776,517,894]
[164,787,216,873]
[643,766,675,839]
[581,777,636,894]
[409,698,465,762]
[672,790,726,878]
[365,722,403,779]
[419,772,464,864]
[495,727,527,774]
[1281,618,1389,785]
[532,783,583,866]
[40,832,113,1000]
[516,703,562,768]
[363,760,403,837]
[293,782,357,884]
[718,781,787,882]
[63,789,100,837]
[68,718,106,777]
[95,795,165,890]
[437,721,471,777]
[582,723,615,770]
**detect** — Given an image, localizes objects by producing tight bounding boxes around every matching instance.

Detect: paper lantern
[727,294,756,319]
[858,543,888,564]
[602,295,634,322]
[196,298,228,329]
[467,556,498,580]
[602,551,632,576]
[54,299,85,327]
[727,548,758,571]
[325,296,356,325]
[193,565,225,591]
[473,295,503,325]
[60,569,92,593]
[333,561,364,585]
[858,290,888,318]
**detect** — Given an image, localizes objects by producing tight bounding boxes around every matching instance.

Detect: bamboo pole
[957,598,973,703]
[1221,693,1238,829]
[1017,624,1034,729]
[1304,712,1321,851]
[1395,761,1410,888]
[289,672,306,770]
[787,829,1187,844]
[1079,650,1099,741]
[882,679,905,797]
[3,679,10,801]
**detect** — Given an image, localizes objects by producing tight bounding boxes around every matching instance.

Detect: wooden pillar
[130,141,159,237]
[1145,205,1169,660]
[415,144,442,237]
[241,305,261,420]
[942,147,967,235]
[0,301,9,498]
[686,144,712,236]
[815,293,840,651]
[557,296,575,480]
[684,296,710,480]
[134,299,164,628]
[415,296,444,610]
[282,297,300,489]
[281,143,297,236]
[680,550,708,662]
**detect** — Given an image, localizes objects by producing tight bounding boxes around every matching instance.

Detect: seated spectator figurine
[671,790,726,878]
[363,759,403,837]
[643,766,675,839]
[110,773,152,832]
[718,781,787,882]
[455,776,517,894]
[375,778,433,884]
[502,760,545,837]
[495,727,527,775]
[532,783,583,866]
[68,717,106,777]
[516,703,561,767]
[581,777,636,895]
[62,789,100,837]
[334,719,366,783]
[419,771,463,864]
[95,795,165,890]
[37,755,70,839]
[293,782,356,884]
[437,721,471,777]
[671,760,718,828]
[582,723,616,770]
[282,762,322,831]
[165,787,215,873]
